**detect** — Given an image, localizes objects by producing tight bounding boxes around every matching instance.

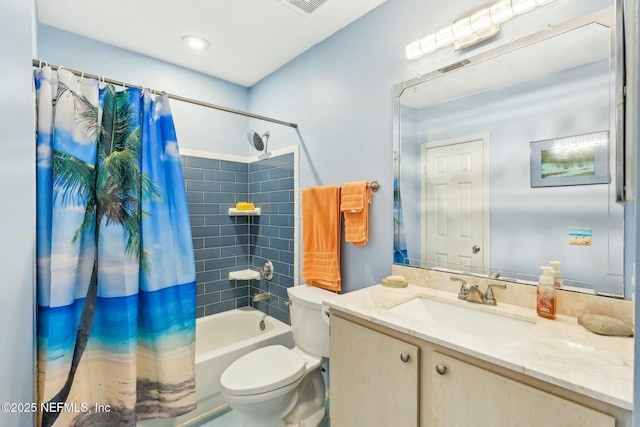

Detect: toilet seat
[220,345,306,396]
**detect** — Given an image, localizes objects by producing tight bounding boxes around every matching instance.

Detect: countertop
[324,284,634,410]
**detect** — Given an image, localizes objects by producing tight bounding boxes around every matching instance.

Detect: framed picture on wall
[530,131,610,188]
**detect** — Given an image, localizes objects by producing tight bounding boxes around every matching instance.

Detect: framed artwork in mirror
[530,131,610,188]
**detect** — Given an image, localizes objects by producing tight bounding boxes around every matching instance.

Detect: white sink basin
[387,297,535,345]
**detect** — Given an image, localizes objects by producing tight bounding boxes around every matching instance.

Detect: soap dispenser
[537,266,556,320]
[549,260,563,289]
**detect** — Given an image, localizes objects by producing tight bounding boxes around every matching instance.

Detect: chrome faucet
[252,291,271,302]
[451,277,506,306]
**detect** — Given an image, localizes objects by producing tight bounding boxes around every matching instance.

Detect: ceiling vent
[280,0,328,16]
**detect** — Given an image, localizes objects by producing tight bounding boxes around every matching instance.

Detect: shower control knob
[262,260,274,281]
[400,353,410,363]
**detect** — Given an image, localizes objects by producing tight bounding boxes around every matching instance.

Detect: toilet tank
[287,285,335,358]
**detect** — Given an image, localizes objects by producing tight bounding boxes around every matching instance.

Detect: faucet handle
[451,277,468,299]
[484,283,507,305]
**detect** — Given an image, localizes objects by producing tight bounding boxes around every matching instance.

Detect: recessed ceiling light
[181,35,210,51]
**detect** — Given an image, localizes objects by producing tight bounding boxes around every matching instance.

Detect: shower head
[247,130,270,152]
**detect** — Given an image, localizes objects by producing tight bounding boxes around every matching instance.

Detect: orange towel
[302,185,341,292]
[341,181,371,246]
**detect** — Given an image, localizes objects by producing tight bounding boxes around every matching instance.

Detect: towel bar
[367,181,380,192]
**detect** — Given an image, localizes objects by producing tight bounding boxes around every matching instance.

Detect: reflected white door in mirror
[421,134,489,273]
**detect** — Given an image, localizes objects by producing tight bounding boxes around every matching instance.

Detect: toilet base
[284,368,326,427]
[286,406,325,427]
[234,368,327,427]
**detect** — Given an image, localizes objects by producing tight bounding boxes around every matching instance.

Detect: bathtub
[139,307,293,426]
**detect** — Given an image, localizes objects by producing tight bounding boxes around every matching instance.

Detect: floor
[197,402,330,427]
[197,408,241,427]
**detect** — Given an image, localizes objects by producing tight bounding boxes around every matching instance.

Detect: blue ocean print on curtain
[35,66,196,426]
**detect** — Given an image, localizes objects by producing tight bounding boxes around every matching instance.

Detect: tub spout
[252,292,271,302]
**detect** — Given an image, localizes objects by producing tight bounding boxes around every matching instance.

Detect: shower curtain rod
[32,59,299,129]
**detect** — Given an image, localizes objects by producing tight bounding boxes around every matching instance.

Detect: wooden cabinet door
[430,352,615,427]
[330,315,420,427]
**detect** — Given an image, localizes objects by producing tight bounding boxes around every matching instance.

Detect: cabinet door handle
[435,364,447,375]
[400,353,410,363]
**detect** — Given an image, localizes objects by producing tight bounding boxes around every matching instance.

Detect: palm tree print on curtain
[35,67,197,426]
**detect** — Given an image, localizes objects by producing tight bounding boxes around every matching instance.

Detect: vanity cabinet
[329,311,629,427]
[329,314,419,426]
[430,352,614,427]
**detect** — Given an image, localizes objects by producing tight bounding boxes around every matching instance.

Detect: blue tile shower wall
[249,153,295,324]
[184,155,250,317]
[183,153,295,323]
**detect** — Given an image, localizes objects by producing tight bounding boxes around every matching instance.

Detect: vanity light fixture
[405,0,555,60]
[181,35,210,51]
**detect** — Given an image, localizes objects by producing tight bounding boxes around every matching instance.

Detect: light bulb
[453,18,473,40]
[419,34,438,54]
[406,40,423,60]
[490,0,513,24]
[435,26,454,47]
[512,0,536,15]
[470,8,492,32]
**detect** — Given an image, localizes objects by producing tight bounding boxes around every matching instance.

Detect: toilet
[220,285,334,427]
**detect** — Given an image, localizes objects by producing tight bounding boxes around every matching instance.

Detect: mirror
[393,5,625,296]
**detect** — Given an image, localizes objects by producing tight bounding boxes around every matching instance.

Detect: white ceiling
[36,0,387,87]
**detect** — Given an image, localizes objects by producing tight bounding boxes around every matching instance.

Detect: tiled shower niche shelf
[228,269,262,281]
[228,207,261,216]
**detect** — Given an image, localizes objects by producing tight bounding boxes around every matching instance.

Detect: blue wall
[0,1,35,425]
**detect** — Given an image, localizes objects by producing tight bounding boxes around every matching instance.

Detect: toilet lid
[220,345,306,396]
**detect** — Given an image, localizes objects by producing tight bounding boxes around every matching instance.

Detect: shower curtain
[393,176,409,264]
[35,67,196,426]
